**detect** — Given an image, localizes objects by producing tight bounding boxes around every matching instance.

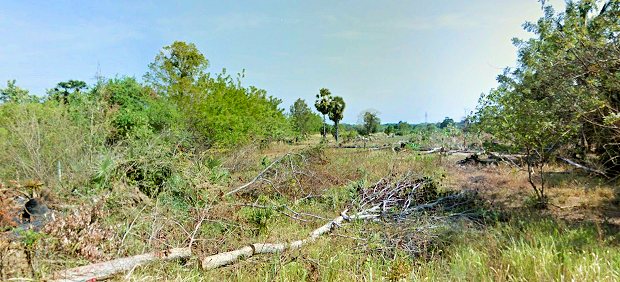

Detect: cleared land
[2,134,619,281]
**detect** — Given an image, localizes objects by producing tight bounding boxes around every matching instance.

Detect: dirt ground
[443,155,620,226]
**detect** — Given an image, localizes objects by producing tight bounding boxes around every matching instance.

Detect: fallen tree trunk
[558,157,607,177]
[51,247,191,282]
[202,209,349,270]
[424,147,444,154]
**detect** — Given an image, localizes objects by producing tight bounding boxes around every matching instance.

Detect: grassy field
[1,134,619,281]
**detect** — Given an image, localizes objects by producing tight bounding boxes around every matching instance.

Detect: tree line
[0,41,354,148]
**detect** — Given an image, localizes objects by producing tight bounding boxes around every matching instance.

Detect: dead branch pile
[353,176,476,220]
[352,175,481,257]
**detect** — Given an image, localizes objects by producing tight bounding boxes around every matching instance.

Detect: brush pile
[352,175,477,220]
[351,175,482,257]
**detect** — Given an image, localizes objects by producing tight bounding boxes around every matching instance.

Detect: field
[3,1,620,281]
[2,134,619,281]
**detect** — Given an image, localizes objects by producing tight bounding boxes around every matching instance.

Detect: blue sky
[0,1,561,123]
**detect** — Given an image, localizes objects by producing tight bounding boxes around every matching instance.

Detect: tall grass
[0,102,105,188]
[413,217,620,282]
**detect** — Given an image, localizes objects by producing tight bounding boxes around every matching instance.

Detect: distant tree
[384,124,395,135]
[0,80,36,103]
[48,80,87,103]
[290,98,321,138]
[314,88,332,138]
[328,96,346,142]
[396,121,411,135]
[439,117,455,129]
[361,110,381,136]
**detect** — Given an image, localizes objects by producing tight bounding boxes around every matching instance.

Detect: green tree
[314,88,332,138]
[92,77,181,140]
[384,124,395,135]
[439,117,455,129]
[48,80,87,103]
[396,121,412,136]
[361,110,381,136]
[194,72,291,147]
[144,41,209,110]
[470,0,620,204]
[290,98,322,138]
[0,80,37,103]
[328,96,346,142]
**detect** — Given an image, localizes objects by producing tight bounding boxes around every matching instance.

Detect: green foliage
[313,88,347,141]
[116,133,185,198]
[92,153,116,190]
[315,88,333,137]
[240,196,275,235]
[94,77,181,140]
[328,96,346,142]
[384,124,395,135]
[19,229,44,249]
[144,41,209,105]
[361,110,381,136]
[472,0,620,199]
[144,41,291,147]
[193,72,291,147]
[289,98,322,138]
[314,88,332,117]
[333,124,359,143]
[0,80,38,103]
[393,121,413,136]
[439,117,455,129]
[47,80,87,103]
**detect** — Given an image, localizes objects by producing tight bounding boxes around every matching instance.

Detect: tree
[396,121,412,135]
[144,42,291,147]
[144,41,209,109]
[48,80,87,103]
[314,88,332,138]
[93,77,180,140]
[0,80,36,103]
[439,117,455,129]
[290,98,322,138]
[361,110,381,136]
[384,124,395,135]
[470,0,620,205]
[328,96,346,142]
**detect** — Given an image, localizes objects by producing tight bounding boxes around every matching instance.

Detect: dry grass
[443,155,620,225]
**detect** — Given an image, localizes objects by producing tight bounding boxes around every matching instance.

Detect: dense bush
[193,72,291,147]
[90,77,182,141]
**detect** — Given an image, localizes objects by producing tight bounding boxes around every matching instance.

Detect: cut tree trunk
[51,248,191,282]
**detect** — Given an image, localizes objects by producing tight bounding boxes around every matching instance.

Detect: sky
[0,0,563,123]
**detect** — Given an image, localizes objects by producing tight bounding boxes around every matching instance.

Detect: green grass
[412,217,620,282]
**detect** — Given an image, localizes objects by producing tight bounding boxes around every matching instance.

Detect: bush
[92,77,182,141]
[194,73,292,147]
